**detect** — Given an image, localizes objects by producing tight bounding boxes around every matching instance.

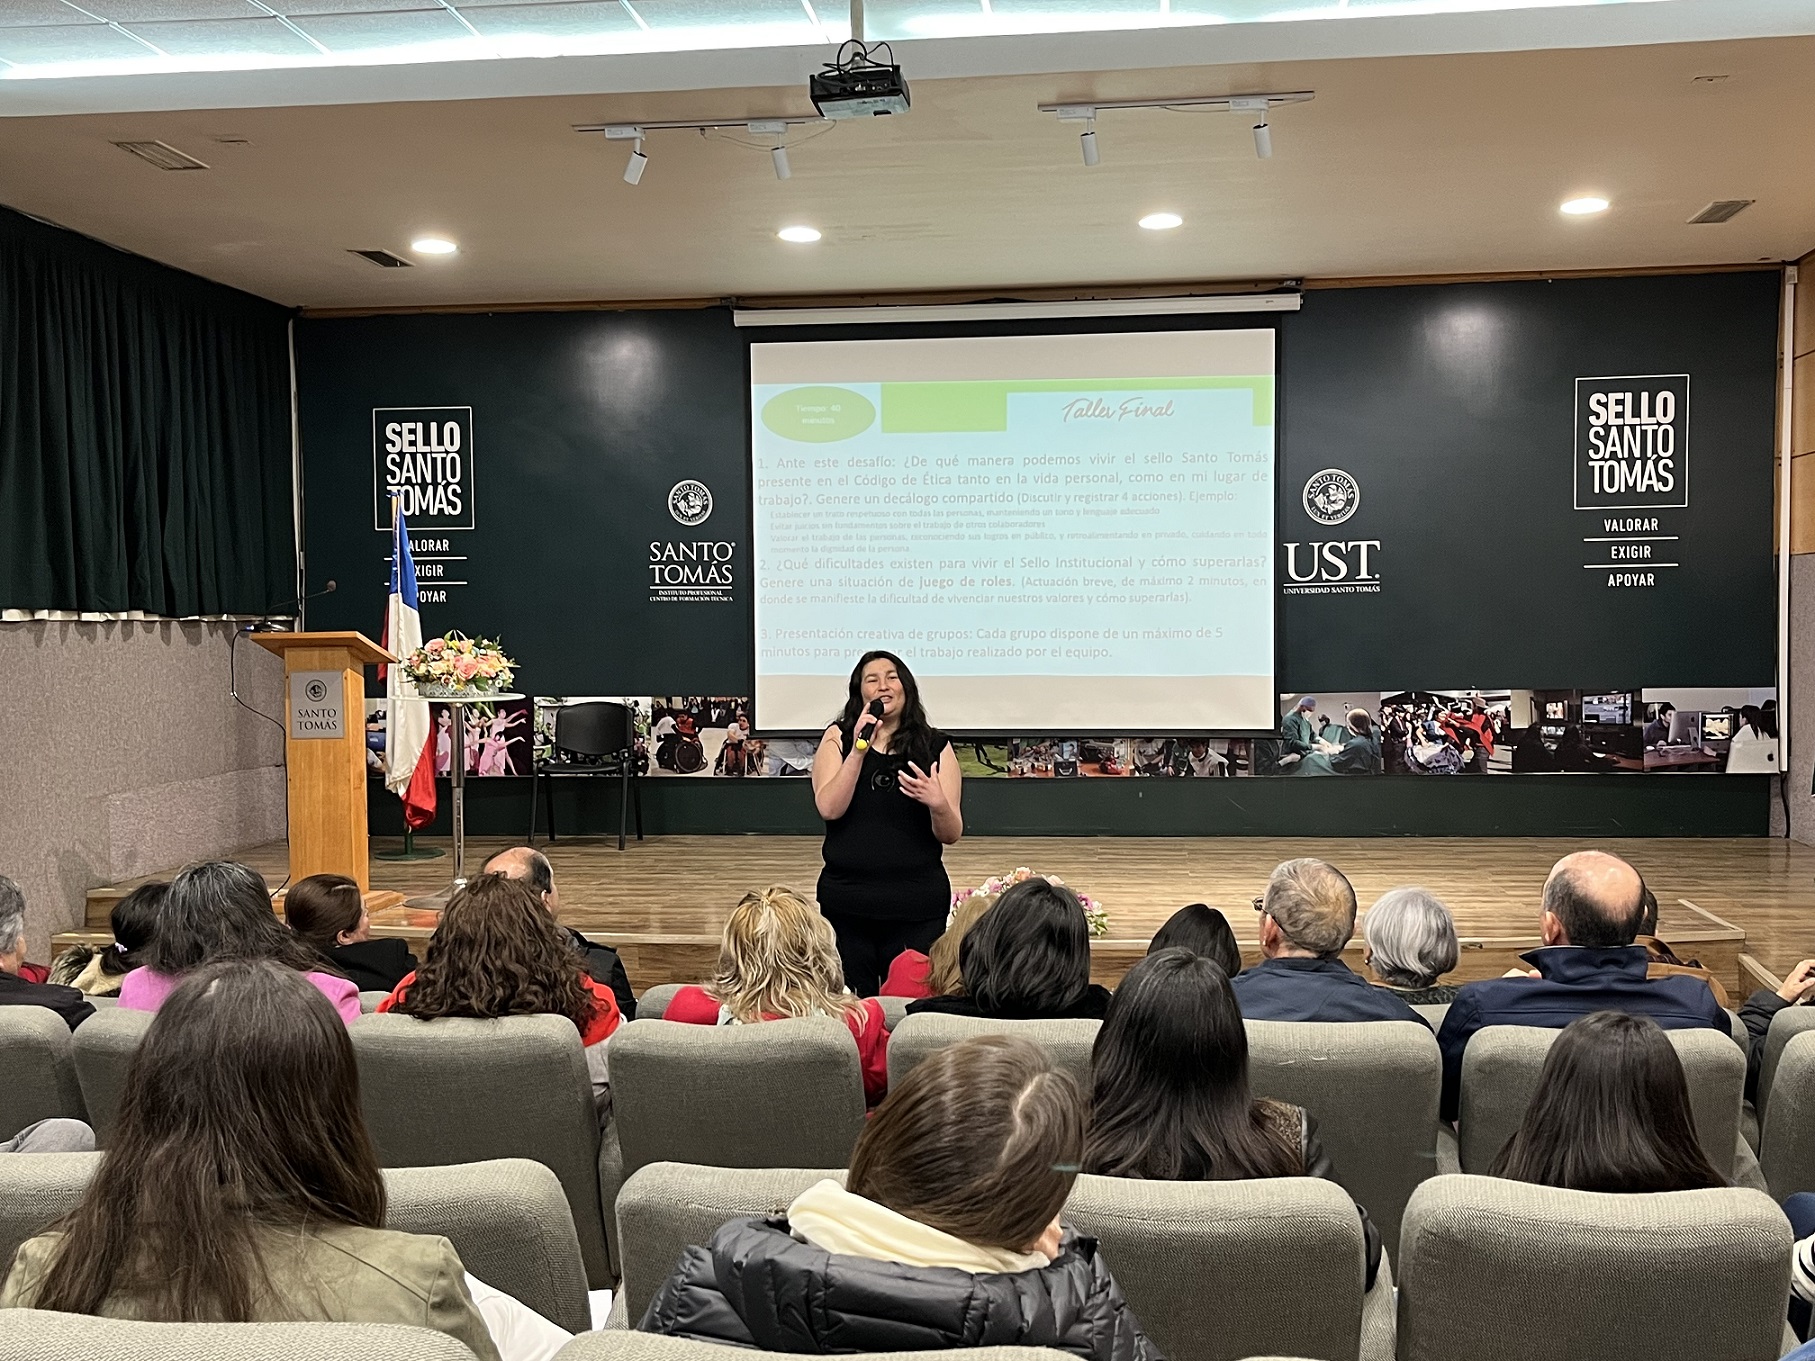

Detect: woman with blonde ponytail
[664,886,890,1103]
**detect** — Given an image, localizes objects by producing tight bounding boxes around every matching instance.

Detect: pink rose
[426,638,445,653]
[453,656,479,680]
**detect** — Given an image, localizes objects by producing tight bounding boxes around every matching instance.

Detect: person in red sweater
[665,886,890,1105]
[879,892,994,1002]
[379,873,622,1121]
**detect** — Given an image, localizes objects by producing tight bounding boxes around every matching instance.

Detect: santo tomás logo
[1302,468,1361,526]
[668,479,714,527]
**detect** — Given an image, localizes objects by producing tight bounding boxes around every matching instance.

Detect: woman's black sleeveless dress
[818,740,951,997]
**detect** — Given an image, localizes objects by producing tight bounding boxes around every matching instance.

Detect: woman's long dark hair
[1489,1011,1728,1193]
[832,650,942,770]
[958,877,1092,1017]
[30,962,385,1320]
[398,873,595,1030]
[1148,904,1241,975]
[284,873,364,953]
[147,861,328,978]
[55,882,165,985]
[1084,949,1304,1181]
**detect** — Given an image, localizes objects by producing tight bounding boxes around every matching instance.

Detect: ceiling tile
[267,0,447,14]
[123,15,323,53]
[0,2,101,27]
[287,7,472,47]
[456,2,641,37]
[78,0,262,20]
[0,22,156,61]
[625,0,814,31]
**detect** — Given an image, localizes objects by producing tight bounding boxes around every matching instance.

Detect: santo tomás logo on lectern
[303,677,330,705]
[1302,468,1361,526]
[668,479,714,527]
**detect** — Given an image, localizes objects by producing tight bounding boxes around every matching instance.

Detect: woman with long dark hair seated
[1083,948,1381,1287]
[880,892,994,1001]
[284,872,414,993]
[379,873,623,1118]
[118,862,359,1022]
[1488,1010,1727,1191]
[1147,903,1241,975]
[907,876,1112,1022]
[1,961,569,1360]
[49,881,163,997]
[639,1033,1159,1360]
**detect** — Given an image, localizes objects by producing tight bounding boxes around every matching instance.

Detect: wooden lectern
[252,631,395,891]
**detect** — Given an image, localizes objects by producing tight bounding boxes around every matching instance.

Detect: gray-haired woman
[1362,887,1461,1004]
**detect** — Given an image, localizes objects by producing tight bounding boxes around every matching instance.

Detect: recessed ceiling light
[1559,197,1609,216]
[1139,212,1183,231]
[411,236,458,255]
[778,225,822,243]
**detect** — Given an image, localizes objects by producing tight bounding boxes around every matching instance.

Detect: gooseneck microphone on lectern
[854,697,885,752]
[250,579,338,633]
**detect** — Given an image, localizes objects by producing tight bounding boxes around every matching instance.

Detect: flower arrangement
[952,866,1109,938]
[401,632,516,698]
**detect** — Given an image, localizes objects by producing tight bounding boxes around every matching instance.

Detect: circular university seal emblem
[668,479,713,527]
[1302,468,1361,526]
[303,678,330,704]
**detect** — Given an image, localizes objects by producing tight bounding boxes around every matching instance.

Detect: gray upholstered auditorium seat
[1064,1173,1392,1361]
[1756,1003,1815,1124]
[350,1012,615,1286]
[1761,1030,1815,1199]
[885,1013,1098,1088]
[877,994,911,1030]
[69,1005,153,1144]
[1244,1018,1438,1256]
[0,1312,480,1360]
[383,1159,592,1334]
[359,989,389,1013]
[1454,1025,1743,1177]
[613,1162,841,1325]
[555,1335,1074,1361]
[636,982,684,1020]
[0,1150,98,1273]
[1395,1176,1792,1361]
[0,1007,87,1140]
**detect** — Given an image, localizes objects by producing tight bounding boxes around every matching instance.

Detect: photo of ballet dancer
[365,698,535,777]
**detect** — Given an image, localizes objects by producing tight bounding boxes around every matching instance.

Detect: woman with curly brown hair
[378,874,623,1115]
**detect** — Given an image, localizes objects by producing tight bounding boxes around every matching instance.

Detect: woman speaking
[813,651,963,996]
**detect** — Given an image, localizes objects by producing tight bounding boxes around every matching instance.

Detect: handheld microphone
[855,697,885,752]
[250,580,337,633]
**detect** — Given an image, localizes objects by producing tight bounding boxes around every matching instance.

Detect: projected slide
[751,330,1276,732]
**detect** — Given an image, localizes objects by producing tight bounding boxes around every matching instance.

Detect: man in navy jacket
[1231,858,1429,1025]
[1435,850,1729,1120]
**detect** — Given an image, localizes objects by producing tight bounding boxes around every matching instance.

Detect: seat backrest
[614,1162,843,1326]
[0,1312,479,1361]
[1064,1174,1369,1361]
[1761,1030,1815,1199]
[1759,1005,1815,1121]
[0,1007,86,1140]
[555,701,631,757]
[610,1018,867,1179]
[1458,1025,1743,1175]
[359,990,388,1014]
[349,1013,610,1286]
[885,1013,1099,1089]
[877,995,910,1030]
[1244,1019,1438,1254]
[69,1006,154,1144]
[636,982,685,1020]
[553,1334,1076,1361]
[0,1150,101,1275]
[1396,1175,1790,1361]
[382,1159,591,1334]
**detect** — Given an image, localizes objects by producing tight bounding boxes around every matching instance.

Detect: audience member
[1435,851,1729,1120]
[1147,903,1242,976]
[880,894,992,1000]
[484,846,635,1019]
[0,876,94,1030]
[47,881,163,997]
[1084,950,1381,1287]
[1738,957,1815,1102]
[1,961,569,1361]
[1634,879,1731,1007]
[118,862,358,1022]
[1,1119,95,1154]
[907,877,1111,1021]
[1488,1011,1726,1192]
[639,1034,1159,1360]
[665,886,889,1105]
[283,873,413,993]
[1361,887,1461,1005]
[380,873,623,1117]
[1229,859,1426,1024]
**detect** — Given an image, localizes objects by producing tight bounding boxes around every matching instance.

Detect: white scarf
[786,1179,1050,1275]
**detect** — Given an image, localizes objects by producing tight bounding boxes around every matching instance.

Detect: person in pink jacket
[118,861,359,1023]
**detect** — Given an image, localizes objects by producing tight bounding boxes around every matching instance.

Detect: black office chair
[528,701,644,852]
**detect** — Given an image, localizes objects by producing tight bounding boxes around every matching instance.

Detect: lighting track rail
[575,115,830,183]
[1041,91,1314,164]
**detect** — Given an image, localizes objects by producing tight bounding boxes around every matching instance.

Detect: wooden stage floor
[174,834,1815,993]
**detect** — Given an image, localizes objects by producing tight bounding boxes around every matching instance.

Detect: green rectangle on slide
[880,376,1273,433]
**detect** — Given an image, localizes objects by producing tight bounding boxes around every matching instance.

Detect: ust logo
[1281,541,1382,595]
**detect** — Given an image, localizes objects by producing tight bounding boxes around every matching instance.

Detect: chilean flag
[383,501,437,830]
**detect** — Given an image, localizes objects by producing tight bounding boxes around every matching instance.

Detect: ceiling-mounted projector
[810,43,909,119]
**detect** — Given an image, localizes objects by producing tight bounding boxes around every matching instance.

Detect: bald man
[1435,850,1730,1121]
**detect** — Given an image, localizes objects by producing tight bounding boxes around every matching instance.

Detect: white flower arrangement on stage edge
[401,632,516,698]
[952,866,1109,938]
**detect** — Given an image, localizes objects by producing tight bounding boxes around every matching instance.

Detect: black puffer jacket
[638,1216,1163,1361]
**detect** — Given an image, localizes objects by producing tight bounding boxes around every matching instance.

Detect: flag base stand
[374,828,445,861]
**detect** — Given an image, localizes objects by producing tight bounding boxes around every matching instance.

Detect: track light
[1252,120,1272,160]
[1080,124,1099,167]
[624,138,647,185]
[771,144,792,180]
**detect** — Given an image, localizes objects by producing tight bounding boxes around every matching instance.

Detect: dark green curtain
[0,205,295,615]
